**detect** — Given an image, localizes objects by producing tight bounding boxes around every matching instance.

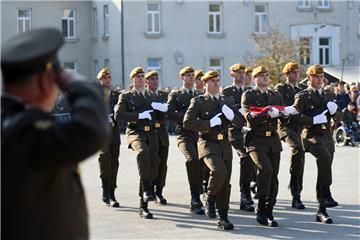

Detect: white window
[104,58,109,68]
[61,9,76,38]
[318,0,330,8]
[209,58,223,81]
[146,3,161,33]
[93,60,99,80]
[63,61,77,73]
[92,7,98,38]
[298,0,311,8]
[17,9,31,34]
[103,5,109,37]
[319,37,330,66]
[299,37,311,65]
[209,3,222,34]
[255,4,267,34]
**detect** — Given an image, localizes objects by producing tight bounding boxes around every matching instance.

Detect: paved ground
[81,135,360,240]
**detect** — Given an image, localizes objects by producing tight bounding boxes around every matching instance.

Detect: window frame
[298,0,311,8]
[61,8,76,39]
[92,7,98,38]
[147,58,162,87]
[318,37,331,66]
[17,8,32,35]
[63,61,77,73]
[208,3,223,34]
[103,4,109,37]
[146,2,161,34]
[208,57,223,82]
[318,0,330,9]
[254,4,267,34]
[299,37,312,65]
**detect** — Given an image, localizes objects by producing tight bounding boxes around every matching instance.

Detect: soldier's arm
[241,91,269,127]
[227,99,246,128]
[292,93,314,127]
[115,92,139,122]
[167,91,185,123]
[183,98,212,132]
[329,92,343,124]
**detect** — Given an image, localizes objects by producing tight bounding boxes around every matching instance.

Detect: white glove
[238,108,243,115]
[139,110,153,120]
[210,113,222,127]
[327,101,338,115]
[268,107,280,118]
[151,102,168,112]
[313,110,328,125]
[222,105,234,121]
[283,106,299,115]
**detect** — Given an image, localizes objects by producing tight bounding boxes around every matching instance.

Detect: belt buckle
[321,124,327,130]
[144,126,150,132]
[155,123,160,128]
[217,133,224,141]
[265,131,271,137]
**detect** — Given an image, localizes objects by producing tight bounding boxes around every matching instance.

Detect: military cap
[97,68,111,80]
[194,70,204,80]
[130,67,144,78]
[229,63,246,72]
[306,64,324,75]
[145,70,158,79]
[282,61,299,74]
[252,66,268,77]
[245,67,253,74]
[179,66,194,76]
[202,70,219,82]
[1,28,64,82]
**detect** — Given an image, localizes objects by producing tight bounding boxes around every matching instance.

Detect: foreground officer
[221,63,255,212]
[145,70,169,204]
[115,67,167,219]
[167,66,204,214]
[184,71,244,230]
[1,28,109,239]
[293,64,342,223]
[274,61,306,209]
[97,68,121,207]
[241,66,296,227]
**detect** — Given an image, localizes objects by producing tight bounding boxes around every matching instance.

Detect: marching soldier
[115,67,167,219]
[293,64,342,223]
[184,70,244,230]
[97,68,121,208]
[145,70,169,204]
[221,63,255,212]
[241,66,297,227]
[167,66,204,214]
[274,61,306,209]
[194,69,205,93]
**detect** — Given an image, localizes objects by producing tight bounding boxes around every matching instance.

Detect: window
[93,60,99,80]
[319,37,330,66]
[63,61,77,73]
[254,4,267,34]
[147,58,162,86]
[209,3,222,34]
[92,7,98,38]
[209,58,223,81]
[17,9,31,34]
[318,0,330,8]
[104,58,109,68]
[61,9,76,38]
[299,37,311,65]
[298,0,311,8]
[103,5,109,37]
[146,3,161,33]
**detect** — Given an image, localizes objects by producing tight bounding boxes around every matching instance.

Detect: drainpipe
[120,0,125,88]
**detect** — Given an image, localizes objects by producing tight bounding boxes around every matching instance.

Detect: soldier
[241,66,297,227]
[221,63,255,212]
[184,70,244,230]
[1,28,109,239]
[274,61,306,209]
[145,70,169,204]
[167,66,204,214]
[194,69,205,93]
[244,67,254,90]
[115,67,167,219]
[97,68,121,207]
[293,64,342,223]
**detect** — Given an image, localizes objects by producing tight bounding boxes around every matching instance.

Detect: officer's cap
[245,67,253,74]
[306,64,324,75]
[201,70,219,82]
[1,28,64,82]
[145,70,158,79]
[179,66,194,76]
[252,66,268,77]
[229,63,246,72]
[283,61,299,74]
[97,68,111,80]
[194,70,204,80]
[130,67,144,78]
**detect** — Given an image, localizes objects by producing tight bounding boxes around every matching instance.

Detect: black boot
[142,180,154,202]
[101,177,110,206]
[290,177,305,209]
[256,196,268,226]
[109,188,120,208]
[205,195,216,218]
[240,185,255,212]
[323,186,338,208]
[139,199,153,219]
[316,206,333,224]
[217,209,234,230]
[155,187,167,205]
[190,190,204,215]
[202,180,208,201]
[250,181,258,199]
[266,205,278,227]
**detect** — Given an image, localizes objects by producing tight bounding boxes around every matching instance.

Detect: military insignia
[265,131,271,137]
[321,124,327,129]
[144,126,150,131]
[217,134,224,140]
[34,120,53,130]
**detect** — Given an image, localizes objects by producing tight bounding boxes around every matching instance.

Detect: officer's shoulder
[274,82,286,91]
[296,88,309,98]
[244,88,256,95]
[222,85,234,92]
[194,94,205,101]
[158,89,168,95]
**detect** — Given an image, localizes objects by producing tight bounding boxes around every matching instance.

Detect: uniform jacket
[153,89,169,147]
[241,87,285,153]
[293,87,343,152]
[108,88,121,145]
[183,93,244,160]
[1,82,109,240]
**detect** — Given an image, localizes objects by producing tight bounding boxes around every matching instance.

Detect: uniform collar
[207,92,220,100]
[310,86,322,95]
[134,88,146,96]
[183,87,195,94]
[232,83,245,91]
